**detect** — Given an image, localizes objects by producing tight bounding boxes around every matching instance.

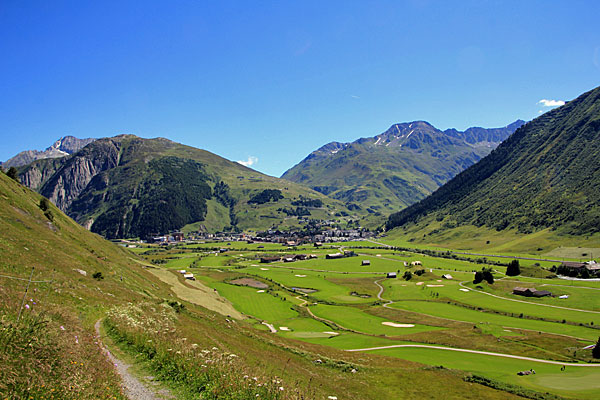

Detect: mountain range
[386,85,600,238]
[16,135,359,239]
[281,120,525,213]
[1,136,96,168]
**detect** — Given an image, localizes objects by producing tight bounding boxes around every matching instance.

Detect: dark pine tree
[6,167,19,181]
[593,337,600,359]
[506,260,521,276]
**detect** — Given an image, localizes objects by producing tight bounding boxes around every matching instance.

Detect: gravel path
[262,322,277,333]
[94,320,173,400]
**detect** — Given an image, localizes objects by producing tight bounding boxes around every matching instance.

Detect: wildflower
[279,386,284,391]
[60,326,65,331]
[328,397,338,400]
[25,304,30,309]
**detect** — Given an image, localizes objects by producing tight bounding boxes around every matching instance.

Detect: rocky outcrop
[38,139,121,211]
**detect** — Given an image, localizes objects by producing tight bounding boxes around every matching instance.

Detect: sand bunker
[416,282,424,286]
[292,287,317,294]
[279,327,290,331]
[257,290,265,293]
[323,331,339,336]
[426,284,444,287]
[382,322,415,328]
[459,288,470,292]
[260,268,269,270]
[295,274,307,277]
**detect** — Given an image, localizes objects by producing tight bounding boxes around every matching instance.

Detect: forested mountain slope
[386,86,600,236]
[16,135,359,238]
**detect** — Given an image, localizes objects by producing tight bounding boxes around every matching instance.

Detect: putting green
[310,304,442,336]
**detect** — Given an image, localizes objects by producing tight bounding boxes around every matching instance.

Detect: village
[145,226,375,246]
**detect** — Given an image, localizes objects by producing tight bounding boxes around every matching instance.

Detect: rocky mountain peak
[2,135,97,168]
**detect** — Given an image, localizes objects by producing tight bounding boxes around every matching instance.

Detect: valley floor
[134,239,600,399]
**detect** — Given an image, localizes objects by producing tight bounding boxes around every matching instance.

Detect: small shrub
[92,272,104,280]
[6,167,19,181]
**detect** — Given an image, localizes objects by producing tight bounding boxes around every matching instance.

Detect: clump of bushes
[38,197,54,221]
[473,267,494,284]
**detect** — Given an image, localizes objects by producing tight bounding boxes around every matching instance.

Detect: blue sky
[1,0,599,176]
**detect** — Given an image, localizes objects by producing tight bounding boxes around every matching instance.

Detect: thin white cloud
[237,156,258,167]
[351,95,360,99]
[538,99,565,107]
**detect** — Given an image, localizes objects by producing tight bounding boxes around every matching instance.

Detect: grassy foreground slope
[0,172,525,399]
[386,85,600,252]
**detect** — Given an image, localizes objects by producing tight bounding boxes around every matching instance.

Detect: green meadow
[367,346,600,399]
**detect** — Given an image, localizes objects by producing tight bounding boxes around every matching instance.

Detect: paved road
[453,252,563,263]
[95,320,172,400]
[364,239,565,263]
[346,344,600,366]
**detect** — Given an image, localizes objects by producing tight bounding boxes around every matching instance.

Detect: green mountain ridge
[17,135,361,238]
[281,120,525,213]
[386,85,600,238]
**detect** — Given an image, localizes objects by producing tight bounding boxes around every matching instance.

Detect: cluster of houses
[560,261,600,275]
[146,227,374,246]
[150,232,185,243]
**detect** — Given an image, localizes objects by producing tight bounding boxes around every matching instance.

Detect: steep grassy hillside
[282,120,524,213]
[386,86,600,245]
[17,135,362,238]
